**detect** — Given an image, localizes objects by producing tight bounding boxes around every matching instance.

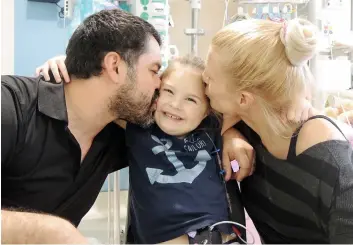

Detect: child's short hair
[160,55,205,81]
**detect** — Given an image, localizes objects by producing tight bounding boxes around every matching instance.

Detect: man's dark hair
[65,9,161,79]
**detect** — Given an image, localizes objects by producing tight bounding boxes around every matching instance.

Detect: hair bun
[279,18,318,66]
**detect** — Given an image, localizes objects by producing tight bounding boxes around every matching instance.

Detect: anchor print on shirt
[146,134,212,184]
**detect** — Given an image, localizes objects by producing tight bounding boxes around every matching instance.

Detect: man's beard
[109,69,159,128]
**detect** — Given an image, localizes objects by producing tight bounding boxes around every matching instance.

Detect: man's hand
[222,128,255,182]
[1,210,87,244]
[35,55,69,83]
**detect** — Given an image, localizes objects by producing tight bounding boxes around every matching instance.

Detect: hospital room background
[1,0,352,243]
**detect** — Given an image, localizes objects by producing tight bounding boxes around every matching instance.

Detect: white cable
[337,92,352,128]
[328,33,334,60]
[223,0,229,27]
[209,220,256,244]
[204,132,256,244]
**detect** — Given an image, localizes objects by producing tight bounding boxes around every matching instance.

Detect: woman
[204,18,353,243]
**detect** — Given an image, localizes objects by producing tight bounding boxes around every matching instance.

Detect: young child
[117,56,236,244]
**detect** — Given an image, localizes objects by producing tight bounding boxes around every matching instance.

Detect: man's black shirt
[1,75,128,226]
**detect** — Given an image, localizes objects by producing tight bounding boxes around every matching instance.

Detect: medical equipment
[28,0,60,3]
[325,92,353,127]
[237,0,307,21]
[64,0,74,19]
[269,4,284,22]
[65,0,122,35]
[312,0,353,109]
[205,132,256,244]
[209,221,256,244]
[236,0,352,111]
[168,45,179,59]
[134,0,170,69]
[184,0,205,56]
[229,12,252,23]
[223,0,230,26]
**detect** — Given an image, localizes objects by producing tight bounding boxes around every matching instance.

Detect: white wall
[1,0,14,75]
[169,0,238,59]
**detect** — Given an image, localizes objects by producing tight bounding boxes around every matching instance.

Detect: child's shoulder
[187,116,223,148]
[125,122,157,140]
[126,122,156,131]
[199,114,222,130]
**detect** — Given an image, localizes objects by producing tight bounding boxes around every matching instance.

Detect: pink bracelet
[231,160,240,173]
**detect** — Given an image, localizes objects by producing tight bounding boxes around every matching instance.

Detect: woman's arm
[296,118,353,243]
[328,158,353,244]
[222,127,255,181]
[296,117,346,155]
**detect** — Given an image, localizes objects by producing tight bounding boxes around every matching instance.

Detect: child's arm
[283,93,315,123]
[35,55,69,83]
[222,128,255,182]
[114,119,127,130]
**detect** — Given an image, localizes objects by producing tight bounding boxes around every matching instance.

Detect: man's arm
[2,210,87,244]
[1,82,20,166]
[1,80,87,244]
[295,118,353,243]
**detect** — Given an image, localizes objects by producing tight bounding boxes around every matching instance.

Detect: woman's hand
[35,55,70,83]
[222,128,255,182]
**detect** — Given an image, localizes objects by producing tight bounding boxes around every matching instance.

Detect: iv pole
[307,0,327,111]
[184,0,205,56]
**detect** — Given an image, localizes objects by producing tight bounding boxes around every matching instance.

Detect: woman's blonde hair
[211,18,318,136]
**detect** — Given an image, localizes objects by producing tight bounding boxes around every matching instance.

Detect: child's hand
[283,96,315,123]
[35,55,69,83]
[222,128,255,181]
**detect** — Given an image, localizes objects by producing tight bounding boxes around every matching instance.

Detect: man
[1,9,162,243]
